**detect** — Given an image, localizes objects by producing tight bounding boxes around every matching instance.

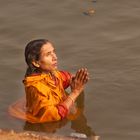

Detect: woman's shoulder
[23,73,50,89]
[57,70,72,79]
[23,75,51,97]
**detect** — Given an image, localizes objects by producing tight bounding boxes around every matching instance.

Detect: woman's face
[38,42,58,72]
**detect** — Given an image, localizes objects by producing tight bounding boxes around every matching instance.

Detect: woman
[9,39,89,123]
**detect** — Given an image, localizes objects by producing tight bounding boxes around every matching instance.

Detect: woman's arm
[62,68,89,110]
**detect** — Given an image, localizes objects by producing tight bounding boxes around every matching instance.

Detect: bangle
[68,96,74,105]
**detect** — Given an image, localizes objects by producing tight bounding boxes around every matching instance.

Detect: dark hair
[24,39,49,77]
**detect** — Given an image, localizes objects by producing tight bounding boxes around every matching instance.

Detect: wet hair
[24,39,49,77]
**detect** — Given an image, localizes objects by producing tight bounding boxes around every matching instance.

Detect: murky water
[0,0,140,139]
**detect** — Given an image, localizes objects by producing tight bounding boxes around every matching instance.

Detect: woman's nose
[52,53,57,60]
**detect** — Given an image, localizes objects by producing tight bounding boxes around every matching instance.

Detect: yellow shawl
[9,71,69,123]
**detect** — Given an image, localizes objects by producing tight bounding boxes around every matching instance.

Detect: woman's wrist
[70,90,81,102]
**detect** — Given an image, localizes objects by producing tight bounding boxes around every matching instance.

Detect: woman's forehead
[41,42,54,52]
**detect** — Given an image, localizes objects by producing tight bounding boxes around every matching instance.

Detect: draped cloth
[8,70,80,123]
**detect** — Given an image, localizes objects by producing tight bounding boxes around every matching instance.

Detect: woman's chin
[54,66,58,70]
[53,65,58,69]
[51,66,58,71]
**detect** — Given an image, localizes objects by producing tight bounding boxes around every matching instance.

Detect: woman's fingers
[77,68,89,83]
[82,69,89,83]
[71,68,89,93]
[77,68,84,80]
[74,68,89,83]
[80,68,88,81]
[75,69,81,80]
[83,75,89,84]
[79,68,85,81]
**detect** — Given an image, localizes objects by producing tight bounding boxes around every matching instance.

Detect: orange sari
[9,70,73,123]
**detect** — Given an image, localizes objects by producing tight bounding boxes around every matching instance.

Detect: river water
[0,0,140,140]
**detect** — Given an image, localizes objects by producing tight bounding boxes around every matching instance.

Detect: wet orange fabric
[9,70,72,123]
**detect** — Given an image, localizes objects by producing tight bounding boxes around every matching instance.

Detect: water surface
[0,0,140,140]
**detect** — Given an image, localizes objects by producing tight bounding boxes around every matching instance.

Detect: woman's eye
[45,50,56,56]
[46,52,51,56]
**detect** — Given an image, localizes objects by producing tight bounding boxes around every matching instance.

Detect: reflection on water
[24,92,96,138]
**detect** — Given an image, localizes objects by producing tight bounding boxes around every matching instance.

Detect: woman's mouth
[53,63,57,67]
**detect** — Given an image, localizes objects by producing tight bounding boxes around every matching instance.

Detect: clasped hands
[70,68,89,94]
